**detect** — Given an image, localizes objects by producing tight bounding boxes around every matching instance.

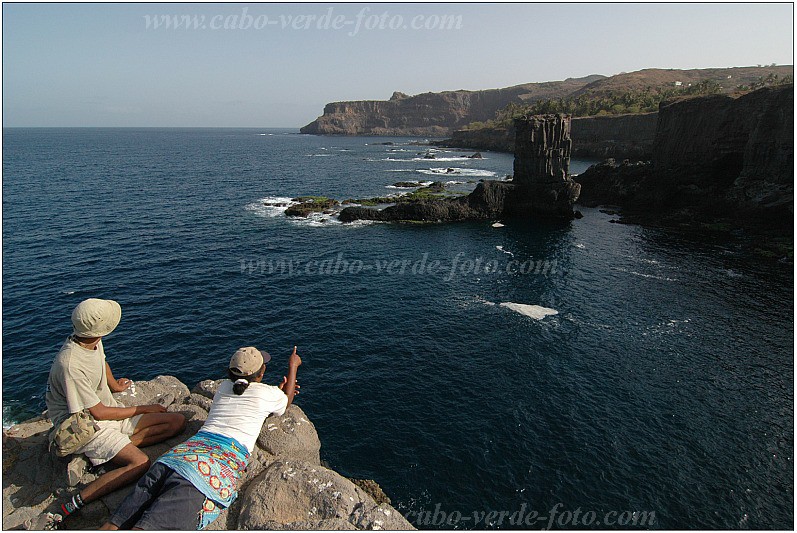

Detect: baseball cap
[229,346,271,376]
[71,298,122,338]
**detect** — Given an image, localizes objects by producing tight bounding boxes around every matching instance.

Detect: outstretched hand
[111,378,132,393]
[278,376,300,395]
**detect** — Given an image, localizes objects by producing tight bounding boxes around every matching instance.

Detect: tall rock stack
[511,114,581,218]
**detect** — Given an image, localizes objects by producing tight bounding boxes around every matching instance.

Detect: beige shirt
[45,337,119,428]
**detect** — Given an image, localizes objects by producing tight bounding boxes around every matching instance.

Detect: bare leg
[79,444,150,503]
[130,413,185,447]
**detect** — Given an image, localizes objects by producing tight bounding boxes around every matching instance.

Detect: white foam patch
[305,153,334,157]
[500,302,558,320]
[411,156,474,162]
[496,246,514,257]
[246,196,299,218]
[491,222,505,228]
[417,167,496,177]
[574,243,585,249]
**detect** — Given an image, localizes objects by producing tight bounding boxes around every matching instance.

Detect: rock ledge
[2,376,413,531]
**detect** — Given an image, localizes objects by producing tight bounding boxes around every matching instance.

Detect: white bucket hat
[71,298,122,338]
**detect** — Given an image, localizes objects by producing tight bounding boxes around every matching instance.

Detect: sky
[2,2,794,127]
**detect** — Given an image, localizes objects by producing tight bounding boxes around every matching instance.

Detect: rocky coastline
[574,85,793,259]
[299,76,603,136]
[338,114,581,223]
[301,66,791,138]
[435,112,658,160]
[2,377,414,531]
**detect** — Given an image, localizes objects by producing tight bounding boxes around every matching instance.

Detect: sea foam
[500,302,559,320]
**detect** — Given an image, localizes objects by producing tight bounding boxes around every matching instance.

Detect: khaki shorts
[76,414,144,466]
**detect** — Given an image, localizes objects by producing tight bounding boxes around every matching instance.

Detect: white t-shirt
[200,380,288,453]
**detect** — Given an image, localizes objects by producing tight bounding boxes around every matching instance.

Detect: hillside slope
[300,76,604,136]
[301,66,792,136]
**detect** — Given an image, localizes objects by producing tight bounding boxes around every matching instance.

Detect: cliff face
[300,76,604,136]
[509,114,580,218]
[438,113,658,159]
[571,113,658,159]
[576,85,794,227]
[302,67,792,137]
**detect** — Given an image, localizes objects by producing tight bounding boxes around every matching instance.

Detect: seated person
[45,298,186,524]
[100,345,302,530]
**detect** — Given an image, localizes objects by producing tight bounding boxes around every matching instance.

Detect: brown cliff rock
[300,76,603,136]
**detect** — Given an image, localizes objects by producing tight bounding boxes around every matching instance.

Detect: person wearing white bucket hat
[42,298,186,526]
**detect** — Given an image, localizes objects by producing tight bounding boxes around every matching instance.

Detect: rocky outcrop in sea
[339,114,580,223]
[2,377,414,531]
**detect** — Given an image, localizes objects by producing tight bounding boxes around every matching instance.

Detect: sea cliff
[301,66,791,138]
[300,76,604,136]
[576,85,794,235]
[437,113,659,159]
[2,377,413,531]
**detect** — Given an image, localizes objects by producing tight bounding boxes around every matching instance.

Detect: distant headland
[301,66,793,160]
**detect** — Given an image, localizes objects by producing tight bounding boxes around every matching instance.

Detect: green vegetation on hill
[462,74,793,131]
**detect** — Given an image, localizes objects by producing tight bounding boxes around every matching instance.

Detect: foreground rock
[2,377,413,530]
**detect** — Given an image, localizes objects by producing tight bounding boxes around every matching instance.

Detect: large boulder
[113,375,190,408]
[2,417,63,530]
[237,460,413,530]
[257,405,321,465]
[191,379,225,399]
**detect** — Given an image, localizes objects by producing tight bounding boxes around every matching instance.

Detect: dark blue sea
[2,128,793,529]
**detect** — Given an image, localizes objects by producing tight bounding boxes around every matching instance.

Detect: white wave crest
[417,167,496,177]
[411,156,474,162]
[246,196,298,218]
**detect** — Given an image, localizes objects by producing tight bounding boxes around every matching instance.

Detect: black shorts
[109,462,207,530]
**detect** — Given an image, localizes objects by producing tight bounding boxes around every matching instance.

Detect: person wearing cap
[44,298,187,523]
[99,345,302,530]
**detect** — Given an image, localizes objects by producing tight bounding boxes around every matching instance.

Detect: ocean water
[2,128,793,529]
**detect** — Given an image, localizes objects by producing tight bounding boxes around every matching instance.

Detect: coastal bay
[2,128,792,528]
